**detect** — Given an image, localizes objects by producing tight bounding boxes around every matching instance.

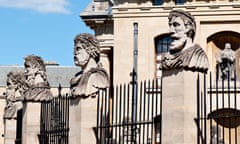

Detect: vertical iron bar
[143,81,146,143]
[155,79,158,144]
[67,94,70,143]
[104,88,108,144]
[197,74,200,144]
[139,81,143,144]
[58,97,60,144]
[147,80,151,142]
[216,67,219,144]
[222,76,225,144]
[96,89,100,144]
[127,84,130,143]
[234,70,237,144]
[55,98,57,144]
[228,71,231,144]
[107,88,110,144]
[100,88,104,143]
[40,101,43,144]
[119,85,122,144]
[59,85,62,144]
[151,79,155,143]
[204,73,207,144]
[111,86,115,143]
[160,77,162,144]
[210,73,212,144]
[123,84,126,144]
[48,100,50,143]
[115,85,118,142]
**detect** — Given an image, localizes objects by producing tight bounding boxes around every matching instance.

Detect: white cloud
[0,0,70,14]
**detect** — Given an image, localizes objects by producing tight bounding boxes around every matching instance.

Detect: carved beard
[25,71,45,87]
[74,56,89,67]
[74,50,90,68]
[25,74,35,86]
[169,32,188,53]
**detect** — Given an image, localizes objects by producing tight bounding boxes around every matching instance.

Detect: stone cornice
[111,3,240,18]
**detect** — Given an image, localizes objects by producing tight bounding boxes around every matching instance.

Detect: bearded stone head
[73,33,100,67]
[168,9,196,53]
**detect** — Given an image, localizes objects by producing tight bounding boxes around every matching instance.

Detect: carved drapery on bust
[216,43,235,80]
[3,71,27,119]
[24,55,53,101]
[159,9,209,73]
[70,33,109,98]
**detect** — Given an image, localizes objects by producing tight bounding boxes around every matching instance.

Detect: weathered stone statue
[70,33,109,98]
[159,9,209,73]
[24,55,53,101]
[3,71,27,119]
[209,125,224,144]
[216,43,235,80]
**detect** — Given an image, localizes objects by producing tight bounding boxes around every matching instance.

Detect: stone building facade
[81,0,240,83]
[81,0,240,143]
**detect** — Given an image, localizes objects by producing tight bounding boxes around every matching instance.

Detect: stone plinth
[21,102,41,144]
[4,119,16,144]
[69,97,97,144]
[162,69,198,144]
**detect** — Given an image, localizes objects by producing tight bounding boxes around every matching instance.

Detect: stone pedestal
[4,119,16,144]
[162,69,198,144]
[21,102,41,144]
[69,97,97,144]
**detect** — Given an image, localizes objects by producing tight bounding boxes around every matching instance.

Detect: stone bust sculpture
[24,55,53,101]
[3,71,27,119]
[216,43,235,80]
[159,9,209,73]
[70,33,109,98]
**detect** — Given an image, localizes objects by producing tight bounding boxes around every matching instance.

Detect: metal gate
[39,87,70,144]
[196,72,240,144]
[97,79,162,144]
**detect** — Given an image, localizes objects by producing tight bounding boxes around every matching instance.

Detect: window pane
[153,0,163,5]
[157,36,172,53]
[175,0,184,5]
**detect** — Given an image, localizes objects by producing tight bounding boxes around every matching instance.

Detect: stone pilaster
[21,102,41,144]
[162,69,198,144]
[4,119,16,144]
[69,97,97,144]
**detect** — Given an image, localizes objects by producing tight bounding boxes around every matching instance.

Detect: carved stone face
[6,78,16,99]
[24,61,38,78]
[169,16,188,51]
[225,43,231,49]
[74,41,90,67]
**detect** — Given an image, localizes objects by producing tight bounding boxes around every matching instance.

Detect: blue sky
[0,0,93,66]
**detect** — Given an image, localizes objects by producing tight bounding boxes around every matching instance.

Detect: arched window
[155,34,172,78]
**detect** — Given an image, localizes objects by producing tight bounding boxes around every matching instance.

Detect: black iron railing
[96,79,162,144]
[197,72,240,144]
[39,87,70,144]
